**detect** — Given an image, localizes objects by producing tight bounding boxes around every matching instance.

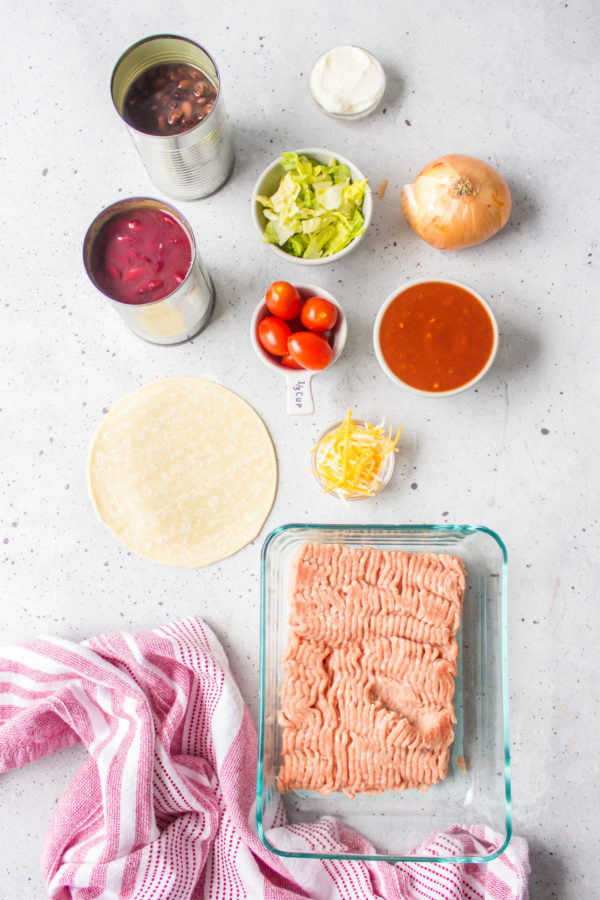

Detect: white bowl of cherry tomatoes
[250,280,347,415]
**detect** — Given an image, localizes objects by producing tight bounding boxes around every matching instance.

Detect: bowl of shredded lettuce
[251,149,372,265]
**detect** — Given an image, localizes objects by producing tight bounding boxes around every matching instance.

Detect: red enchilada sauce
[378,281,495,392]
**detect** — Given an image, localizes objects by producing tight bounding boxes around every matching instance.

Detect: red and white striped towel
[0,617,529,899]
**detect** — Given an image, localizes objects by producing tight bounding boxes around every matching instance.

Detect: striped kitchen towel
[0,617,529,899]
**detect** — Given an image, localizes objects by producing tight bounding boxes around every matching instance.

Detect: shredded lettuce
[255,153,369,258]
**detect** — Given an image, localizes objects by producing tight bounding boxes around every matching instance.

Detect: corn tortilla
[88,378,277,567]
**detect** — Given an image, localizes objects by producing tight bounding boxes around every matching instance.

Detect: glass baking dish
[257,523,511,863]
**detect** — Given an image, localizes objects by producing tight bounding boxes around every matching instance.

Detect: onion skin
[401,154,512,250]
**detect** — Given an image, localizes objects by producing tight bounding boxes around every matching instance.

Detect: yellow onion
[401,154,512,250]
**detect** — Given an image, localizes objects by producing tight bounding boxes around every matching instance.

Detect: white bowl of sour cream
[309,46,386,119]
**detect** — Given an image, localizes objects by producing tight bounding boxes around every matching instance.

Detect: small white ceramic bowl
[373,279,499,397]
[250,284,347,415]
[251,147,372,267]
[308,47,386,120]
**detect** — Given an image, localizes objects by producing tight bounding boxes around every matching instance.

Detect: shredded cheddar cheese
[312,409,402,498]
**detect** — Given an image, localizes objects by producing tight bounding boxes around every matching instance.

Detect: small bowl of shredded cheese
[311,410,401,500]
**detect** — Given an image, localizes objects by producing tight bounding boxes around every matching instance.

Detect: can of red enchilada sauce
[111,35,235,200]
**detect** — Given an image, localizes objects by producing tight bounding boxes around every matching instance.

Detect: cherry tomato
[258,316,292,356]
[287,331,334,370]
[280,353,303,369]
[300,296,339,333]
[265,281,302,320]
[286,314,305,334]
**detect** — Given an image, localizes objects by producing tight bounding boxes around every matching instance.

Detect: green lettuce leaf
[255,153,369,258]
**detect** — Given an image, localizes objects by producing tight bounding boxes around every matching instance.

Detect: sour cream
[309,46,385,117]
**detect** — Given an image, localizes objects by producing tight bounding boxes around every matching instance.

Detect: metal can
[111,35,235,201]
[83,197,215,345]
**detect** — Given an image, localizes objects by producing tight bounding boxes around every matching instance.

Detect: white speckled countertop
[1,1,598,897]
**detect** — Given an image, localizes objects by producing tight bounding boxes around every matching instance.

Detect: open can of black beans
[111,35,235,200]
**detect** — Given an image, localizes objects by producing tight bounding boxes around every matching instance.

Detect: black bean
[123,62,217,135]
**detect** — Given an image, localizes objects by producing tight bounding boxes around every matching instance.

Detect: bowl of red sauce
[373,279,499,397]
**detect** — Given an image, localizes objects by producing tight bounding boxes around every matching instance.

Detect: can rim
[110,34,222,139]
[82,196,196,307]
